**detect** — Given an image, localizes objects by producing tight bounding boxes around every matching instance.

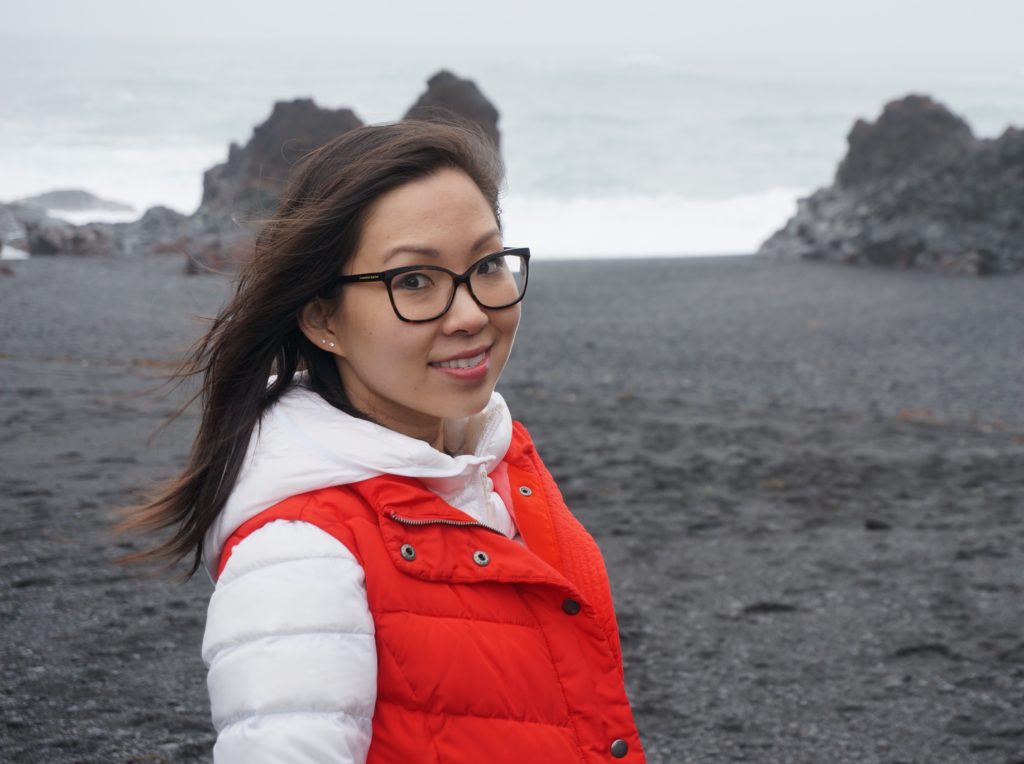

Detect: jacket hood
[203,381,513,577]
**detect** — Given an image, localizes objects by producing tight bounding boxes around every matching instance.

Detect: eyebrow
[382,228,502,264]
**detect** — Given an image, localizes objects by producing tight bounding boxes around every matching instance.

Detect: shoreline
[2,253,1022,763]
[0,249,763,264]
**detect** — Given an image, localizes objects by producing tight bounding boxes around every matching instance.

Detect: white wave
[48,209,143,225]
[500,188,803,258]
[1,143,220,218]
[1,244,29,261]
[4,186,804,261]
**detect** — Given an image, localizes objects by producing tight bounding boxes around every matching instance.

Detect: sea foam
[501,188,802,258]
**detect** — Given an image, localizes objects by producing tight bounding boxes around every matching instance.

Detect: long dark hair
[121,120,504,575]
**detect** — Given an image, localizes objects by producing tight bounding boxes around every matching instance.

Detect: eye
[393,271,435,291]
[475,255,507,276]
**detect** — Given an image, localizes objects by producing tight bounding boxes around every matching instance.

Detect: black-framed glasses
[335,247,530,323]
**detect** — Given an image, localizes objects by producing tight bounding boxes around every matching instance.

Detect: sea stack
[186,99,364,271]
[758,95,1024,275]
[404,70,501,148]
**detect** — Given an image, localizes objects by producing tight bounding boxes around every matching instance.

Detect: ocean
[2,34,1023,258]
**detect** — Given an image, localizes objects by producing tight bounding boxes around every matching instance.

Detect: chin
[439,390,495,420]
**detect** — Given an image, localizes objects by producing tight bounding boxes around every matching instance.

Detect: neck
[347,398,447,452]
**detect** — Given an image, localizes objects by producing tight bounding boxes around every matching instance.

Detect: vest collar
[349,474,574,590]
[203,379,513,578]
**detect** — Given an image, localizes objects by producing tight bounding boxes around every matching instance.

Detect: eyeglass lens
[389,252,527,321]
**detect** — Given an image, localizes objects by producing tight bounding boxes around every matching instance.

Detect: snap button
[610,738,628,758]
[472,550,490,566]
[561,598,581,615]
[518,485,533,496]
[400,543,416,561]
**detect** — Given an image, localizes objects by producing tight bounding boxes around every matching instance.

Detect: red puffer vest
[218,421,646,763]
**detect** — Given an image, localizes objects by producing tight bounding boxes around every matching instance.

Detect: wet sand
[2,254,1023,763]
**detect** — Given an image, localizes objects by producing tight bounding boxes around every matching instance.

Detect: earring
[320,338,336,348]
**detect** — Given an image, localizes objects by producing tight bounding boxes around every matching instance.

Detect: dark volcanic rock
[836,96,974,189]
[186,99,363,271]
[116,206,191,257]
[199,98,363,219]
[759,94,1024,275]
[0,201,188,258]
[404,70,501,148]
[24,217,117,257]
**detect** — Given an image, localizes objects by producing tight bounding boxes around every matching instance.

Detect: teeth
[433,351,486,369]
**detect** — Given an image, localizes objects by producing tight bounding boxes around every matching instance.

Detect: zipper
[388,512,505,536]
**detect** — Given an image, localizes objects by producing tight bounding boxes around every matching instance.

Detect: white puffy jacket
[201,383,518,763]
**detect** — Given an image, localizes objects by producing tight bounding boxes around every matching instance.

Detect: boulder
[24,217,117,257]
[115,205,191,256]
[404,70,501,148]
[759,95,1024,275]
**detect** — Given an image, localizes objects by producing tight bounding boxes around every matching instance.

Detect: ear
[298,297,342,354]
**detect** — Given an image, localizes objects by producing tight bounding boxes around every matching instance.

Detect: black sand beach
[2,254,1023,763]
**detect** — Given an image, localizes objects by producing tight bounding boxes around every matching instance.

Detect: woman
[127,120,645,763]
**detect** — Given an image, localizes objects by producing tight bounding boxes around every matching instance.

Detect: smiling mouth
[429,350,487,369]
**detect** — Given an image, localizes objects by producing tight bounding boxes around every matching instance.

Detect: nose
[441,281,489,334]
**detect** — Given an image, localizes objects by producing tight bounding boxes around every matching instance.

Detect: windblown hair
[121,120,504,575]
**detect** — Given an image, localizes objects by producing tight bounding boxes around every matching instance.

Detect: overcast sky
[7,0,1024,72]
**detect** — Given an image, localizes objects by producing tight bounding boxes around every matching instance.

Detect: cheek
[334,294,388,352]
[498,306,522,343]
[336,302,434,367]
[380,329,433,366]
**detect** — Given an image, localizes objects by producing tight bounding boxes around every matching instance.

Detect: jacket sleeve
[202,519,377,764]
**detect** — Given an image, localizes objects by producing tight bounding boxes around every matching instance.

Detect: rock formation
[198,98,364,221]
[183,99,364,270]
[404,70,501,148]
[0,202,187,259]
[758,95,1024,275]
[9,71,502,271]
[24,218,117,256]
[3,100,365,266]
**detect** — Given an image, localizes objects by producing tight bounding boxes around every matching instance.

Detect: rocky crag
[404,70,500,148]
[1,70,500,271]
[182,99,364,272]
[758,95,1024,275]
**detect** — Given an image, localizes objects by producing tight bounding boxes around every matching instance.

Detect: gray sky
[7,0,1024,71]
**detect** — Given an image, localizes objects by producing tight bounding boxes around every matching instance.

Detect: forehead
[355,168,499,268]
